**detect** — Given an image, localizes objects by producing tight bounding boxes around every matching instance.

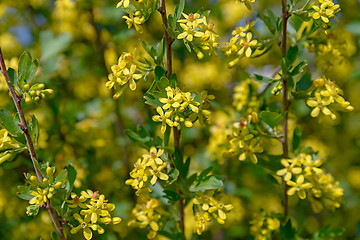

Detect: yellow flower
[123,8,145,33]
[177,22,204,42]
[67,192,87,208]
[80,195,111,223]
[276,159,303,182]
[70,213,100,240]
[177,12,203,27]
[159,87,182,109]
[123,64,142,91]
[311,1,340,23]
[146,146,164,165]
[194,212,211,235]
[152,107,173,133]
[306,92,333,118]
[236,0,255,11]
[208,199,233,223]
[287,175,313,199]
[29,187,47,205]
[116,0,129,8]
[238,32,258,57]
[148,162,168,185]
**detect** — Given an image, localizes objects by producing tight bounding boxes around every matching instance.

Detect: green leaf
[290,61,307,76]
[65,164,77,198]
[296,72,312,91]
[51,231,61,240]
[0,109,26,145]
[18,52,38,84]
[287,45,299,65]
[174,0,185,20]
[280,219,296,240]
[55,169,68,184]
[281,57,290,75]
[260,111,283,128]
[173,147,184,174]
[313,225,345,239]
[28,114,40,146]
[258,10,277,34]
[163,190,181,202]
[182,157,190,179]
[163,126,171,147]
[7,68,17,87]
[287,76,295,91]
[253,74,277,83]
[191,175,223,192]
[17,186,34,200]
[292,127,301,152]
[170,73,178,88]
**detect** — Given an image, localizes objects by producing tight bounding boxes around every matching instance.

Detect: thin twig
[158,0,184,233]
[0,47,66,239]
[281,0,290,218]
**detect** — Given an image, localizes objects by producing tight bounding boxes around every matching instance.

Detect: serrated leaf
[260,111,283,128]
[0,109,26,145]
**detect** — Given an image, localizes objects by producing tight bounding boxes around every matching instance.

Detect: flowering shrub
[0,0,359,239]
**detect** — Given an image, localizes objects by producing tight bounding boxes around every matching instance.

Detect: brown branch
[0,47,66,239]
[158,0,184,233]
[281,0,290,218]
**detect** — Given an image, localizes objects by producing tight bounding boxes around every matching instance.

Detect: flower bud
[46,167,53,178]
[47,193,53,199]
[43,178,48,184]
[23,84,30,91]
[54,182,62,189]
[30,175,38,183]
[112,217,122,224]
[49,187,55,193]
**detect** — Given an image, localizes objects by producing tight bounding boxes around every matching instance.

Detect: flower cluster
[277,153,343,212]
[233,78,260,113]
[250,211,280,240]
[25,167,66,215]
[224,121,263,164]
[23,83,53,103]
[0,128,23,164]
[306,77,353,120]
[193,190,233,235]
[310,0,340,28]
[68,190,121,240]
[117,0,155,33]
[53,0,78,34]
[125,147,169,196]
[235,0,255,11]
[128,195,163,239]
[152,87,214,133]
[177,12,219,59]
[222,21,259,68]
[107,52,149,99]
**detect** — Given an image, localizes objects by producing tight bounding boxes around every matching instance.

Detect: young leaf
[173,147,184,174]
[190,175,223,192]
[253,74,277,83]
[18,52,38,84]
[163,190,181,202]
[17,186,34,200]
[260,111,283,128]
[55,169,68,184]
[7,68,17,87]
[175,0,185,20]
[0,109,26,145]
[296,72,312,91]
[287,45,299,65]
[28,114,40,146]
[65,164,77,198]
